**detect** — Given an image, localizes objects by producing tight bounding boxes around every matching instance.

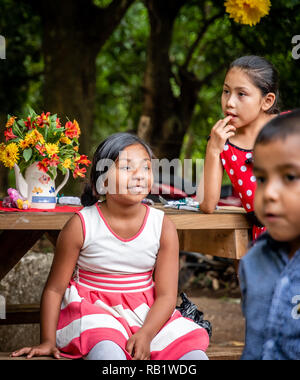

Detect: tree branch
[183,11,224,71]
[86,0,136,47]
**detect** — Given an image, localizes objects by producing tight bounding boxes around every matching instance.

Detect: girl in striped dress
[12,133,209,360]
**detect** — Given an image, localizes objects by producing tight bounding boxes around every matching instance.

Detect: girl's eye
[255,176,266,184]
[120,166,131,171]
[284,174,298,182]
[238,92,246,97]
[223,89,229,95]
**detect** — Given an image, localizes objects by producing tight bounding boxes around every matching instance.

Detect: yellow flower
[60,133,72,145]
[45,143,59,157]
[16,199,24,209]
[62,158,72,169]
[1,143,19,169]
[224,0,271,26]
[19,139,29,150]
[6,116,17,128]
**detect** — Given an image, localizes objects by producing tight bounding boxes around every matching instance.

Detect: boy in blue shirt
[239,110,300,360]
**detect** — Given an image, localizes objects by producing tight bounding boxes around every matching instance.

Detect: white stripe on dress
[78,272,152,282]
[150,317,202,352]
[76,280,154,293]
[78,276,153,288]
[56,314,130,349]
[60,285,84,310]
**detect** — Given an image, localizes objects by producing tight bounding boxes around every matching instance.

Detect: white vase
[14,162,69,209]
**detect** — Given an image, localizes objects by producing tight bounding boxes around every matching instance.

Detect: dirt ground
[0,241,245,352]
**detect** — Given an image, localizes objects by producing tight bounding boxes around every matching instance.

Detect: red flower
[56,118,61,129]
[75,154,91,166]
[4,128,18,141]
[49,154,59,167]
[35,144,46,156]
[37,158,50,173]
[73,165,87,178]
[36,112,50,128]
[25,117,33,130]
[65,120,80,139]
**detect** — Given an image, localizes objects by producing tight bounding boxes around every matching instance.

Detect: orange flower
[65,120,80,139]
[4,128,18,141]
[6,116,17,128]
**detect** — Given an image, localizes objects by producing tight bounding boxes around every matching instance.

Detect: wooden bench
[0,345,243,360]
[0,304,40,325]
[0,304,244,360]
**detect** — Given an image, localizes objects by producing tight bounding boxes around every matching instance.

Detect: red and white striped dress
[56,203,209,359]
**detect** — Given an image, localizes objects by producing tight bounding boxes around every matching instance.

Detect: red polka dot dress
[220,141,266,240]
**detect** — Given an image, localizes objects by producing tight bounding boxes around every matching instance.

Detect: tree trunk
[140,0,209,160]
[40,0,134,195]
[139,0,183,160]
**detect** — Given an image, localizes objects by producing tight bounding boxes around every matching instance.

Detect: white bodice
[75,203,164,275]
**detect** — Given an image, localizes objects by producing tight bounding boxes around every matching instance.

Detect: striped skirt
[56,268,209,359]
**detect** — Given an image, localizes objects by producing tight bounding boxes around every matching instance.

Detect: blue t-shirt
[239,233,300,360]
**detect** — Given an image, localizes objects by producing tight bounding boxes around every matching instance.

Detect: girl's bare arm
[11,214,83,358]
[199,116,236,213]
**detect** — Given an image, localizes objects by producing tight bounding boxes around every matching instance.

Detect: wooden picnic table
[0,203,250,335]
[0,204,251,282]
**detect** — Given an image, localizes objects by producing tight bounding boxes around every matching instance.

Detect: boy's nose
[263,180,281,202]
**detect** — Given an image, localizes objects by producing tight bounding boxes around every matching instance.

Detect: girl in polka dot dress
[199,56,281,240]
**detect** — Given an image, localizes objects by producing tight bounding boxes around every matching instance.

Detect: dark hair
[81,132,154,206]
[228,55,280,114]
[255,109,300,147]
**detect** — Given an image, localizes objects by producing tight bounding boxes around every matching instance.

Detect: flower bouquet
[0,108,91,209]
[0,108,91,179]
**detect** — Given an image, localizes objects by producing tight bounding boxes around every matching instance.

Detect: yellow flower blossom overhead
[225,0,271,26]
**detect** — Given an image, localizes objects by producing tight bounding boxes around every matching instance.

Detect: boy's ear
[262,92,276,112]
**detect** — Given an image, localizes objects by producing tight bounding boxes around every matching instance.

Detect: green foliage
[93,1,149,150]
[1,0,300,168]
[93,0,114,8]
[0,0,42,118]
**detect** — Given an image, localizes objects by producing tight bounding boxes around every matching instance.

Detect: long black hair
[81,132,154,206]
[228,55,280,114]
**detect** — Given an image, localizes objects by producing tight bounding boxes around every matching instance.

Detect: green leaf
[17,120,25,128]
[26,106,37,119]
[50,114,57,122]
[23,148,32,162]
[47,166,57,180]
